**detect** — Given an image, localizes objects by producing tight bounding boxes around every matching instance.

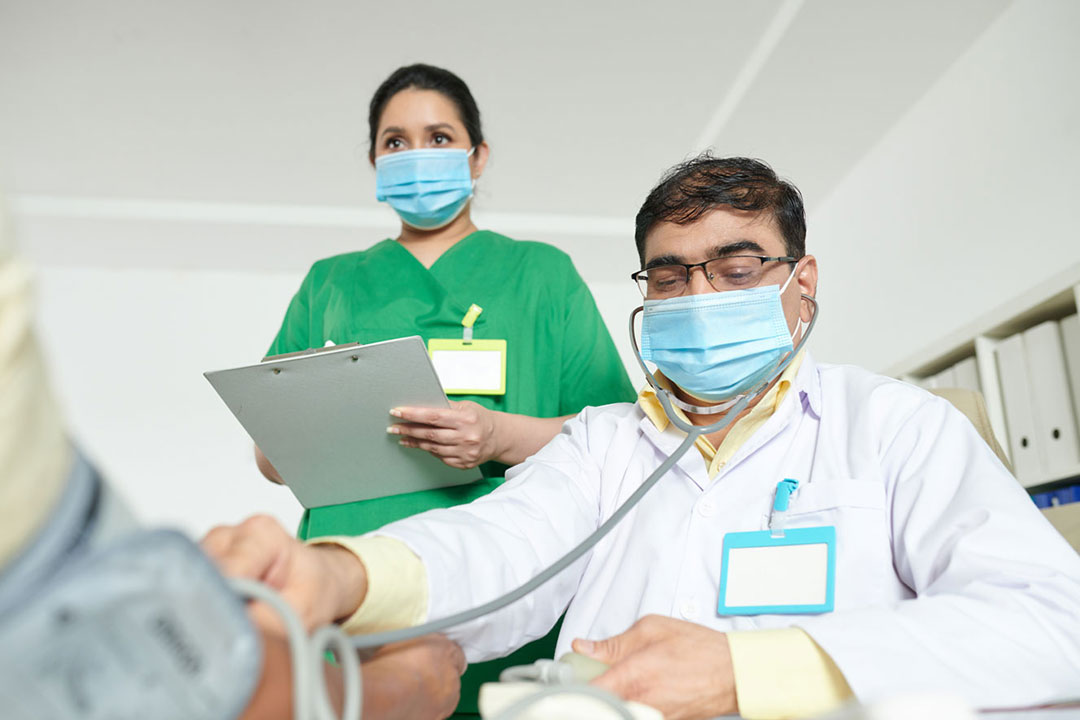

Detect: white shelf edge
[1019,461,1080,490]
[886,263,1080,378]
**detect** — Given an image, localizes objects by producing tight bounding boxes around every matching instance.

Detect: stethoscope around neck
[628,293,820,437]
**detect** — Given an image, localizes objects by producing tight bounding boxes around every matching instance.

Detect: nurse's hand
[572,615,737,720]
[388,400,499,469]
[201,514,368,632]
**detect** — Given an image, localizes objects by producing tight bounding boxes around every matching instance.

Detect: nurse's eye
[385,137,406,150]
[432,133,452,145]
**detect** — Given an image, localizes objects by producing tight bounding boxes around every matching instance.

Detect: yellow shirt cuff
[727,628,853,719]
[307,535,429,634]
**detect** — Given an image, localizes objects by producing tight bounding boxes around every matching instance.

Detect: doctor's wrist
[315,544,369,624]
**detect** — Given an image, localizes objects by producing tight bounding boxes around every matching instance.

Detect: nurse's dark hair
[368,64,484,159]
[634,155,806,264]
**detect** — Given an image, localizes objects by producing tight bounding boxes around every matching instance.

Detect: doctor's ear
[796,255,818,321]
[470,141,490,180]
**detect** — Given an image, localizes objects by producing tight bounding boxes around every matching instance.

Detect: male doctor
[205,155,1080,719]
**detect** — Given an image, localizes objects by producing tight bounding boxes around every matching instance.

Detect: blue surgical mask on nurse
[375,147,476,230]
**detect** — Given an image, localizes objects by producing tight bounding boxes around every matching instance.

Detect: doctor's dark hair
[634,155,806,264]
[368,64,484,160]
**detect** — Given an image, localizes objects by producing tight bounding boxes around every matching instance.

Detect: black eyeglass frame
[630,255,798,296]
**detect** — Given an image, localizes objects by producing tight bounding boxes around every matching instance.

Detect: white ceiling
[0,0,1012,281]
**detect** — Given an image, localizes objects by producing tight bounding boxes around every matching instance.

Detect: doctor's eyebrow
[643,240,769,269]
[713,240,767,257]
[644,254,684,269]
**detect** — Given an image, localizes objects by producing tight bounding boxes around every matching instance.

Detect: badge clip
[770,478,799,538]
[461,303,483,345]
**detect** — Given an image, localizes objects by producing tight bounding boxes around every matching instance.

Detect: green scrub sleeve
[266,270,313,357]
[556,264,637,414]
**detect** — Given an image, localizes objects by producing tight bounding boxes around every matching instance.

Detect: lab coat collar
[636,413,713,491]
[797,351,822,419]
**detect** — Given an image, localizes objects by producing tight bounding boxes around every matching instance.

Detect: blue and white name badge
[717,479,836,616]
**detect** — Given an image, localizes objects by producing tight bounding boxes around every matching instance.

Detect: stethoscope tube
[350,295,819,650]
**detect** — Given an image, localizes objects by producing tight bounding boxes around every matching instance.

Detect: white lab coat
[378,353,1080,708]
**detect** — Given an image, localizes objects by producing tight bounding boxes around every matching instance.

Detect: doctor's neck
[396,207,479,269]
[678,376,783,447]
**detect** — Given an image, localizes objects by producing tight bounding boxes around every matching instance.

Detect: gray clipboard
[204,336,480,508]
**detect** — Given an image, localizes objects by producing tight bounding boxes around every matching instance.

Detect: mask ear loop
[466,146,478,191]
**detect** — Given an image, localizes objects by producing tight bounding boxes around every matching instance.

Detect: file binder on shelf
[932,365,957,389]
[996,333,1042,483]
[953,356,981,393]
[1062,314,1080,441]
[1022,320,1080,475]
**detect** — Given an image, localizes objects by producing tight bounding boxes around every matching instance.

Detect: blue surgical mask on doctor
[640,264,803,402]
[375,147,475,230]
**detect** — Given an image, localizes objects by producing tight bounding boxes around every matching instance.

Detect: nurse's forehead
[641,208,786,264]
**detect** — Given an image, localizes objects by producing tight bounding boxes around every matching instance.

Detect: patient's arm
[241,630,465,720]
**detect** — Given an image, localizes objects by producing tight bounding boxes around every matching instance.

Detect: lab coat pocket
[789,478,886,515]
[780,478,895,610]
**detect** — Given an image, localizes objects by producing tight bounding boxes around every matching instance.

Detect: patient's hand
[362,634,467,720]
[201,514,368,631]
[242,630,464,720]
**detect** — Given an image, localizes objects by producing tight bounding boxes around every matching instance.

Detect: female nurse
[258,64,635,716]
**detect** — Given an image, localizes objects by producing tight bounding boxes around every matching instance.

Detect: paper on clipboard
[204,336,480,508]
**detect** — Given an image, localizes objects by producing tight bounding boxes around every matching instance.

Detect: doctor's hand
[201,515,368,632]
[388,400,499,469]
[573,615,737,720]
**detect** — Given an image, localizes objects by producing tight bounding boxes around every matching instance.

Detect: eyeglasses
[631,255,796,298]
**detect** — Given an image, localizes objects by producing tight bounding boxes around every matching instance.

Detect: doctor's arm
[796,397,1080,708]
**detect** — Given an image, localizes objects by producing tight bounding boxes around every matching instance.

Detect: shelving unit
[886,263,1080,489]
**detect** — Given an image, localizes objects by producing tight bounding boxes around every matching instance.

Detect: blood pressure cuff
[0,529,261,720]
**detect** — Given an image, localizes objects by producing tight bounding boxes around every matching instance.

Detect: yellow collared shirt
[638,353,803,479]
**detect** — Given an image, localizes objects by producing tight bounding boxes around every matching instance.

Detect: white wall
[24,0,1079,537]
[33,267,307,537]
[808,0,1080,372]
[30,267,647,538]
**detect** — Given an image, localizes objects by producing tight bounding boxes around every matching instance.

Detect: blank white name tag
[428,339,507,396]
[717,527,836,615]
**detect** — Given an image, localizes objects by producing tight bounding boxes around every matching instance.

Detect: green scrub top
[267,230,635,715]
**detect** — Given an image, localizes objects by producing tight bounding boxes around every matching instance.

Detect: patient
[0,200,462,720]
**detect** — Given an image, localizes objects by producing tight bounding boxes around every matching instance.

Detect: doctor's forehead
[641,207,786,265]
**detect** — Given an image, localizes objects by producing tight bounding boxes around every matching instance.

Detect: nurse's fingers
[397,436,480,469]
[389,423,462,445]
[390,406,464,429]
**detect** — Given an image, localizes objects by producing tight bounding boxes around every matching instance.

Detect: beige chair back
[930,388,1012,472]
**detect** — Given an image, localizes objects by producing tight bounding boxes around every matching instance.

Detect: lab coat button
[698,500,715,517]
[680,601,699,619]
